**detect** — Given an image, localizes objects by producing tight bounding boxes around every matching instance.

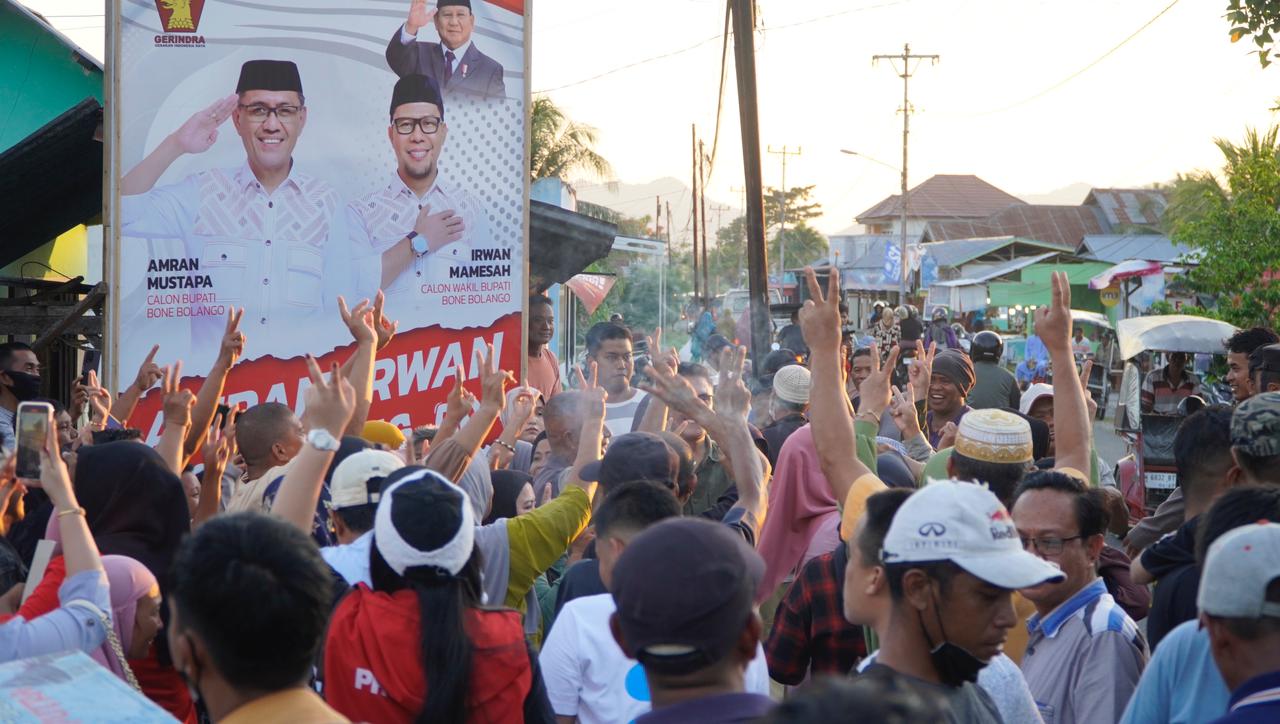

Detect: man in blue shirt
[1199,522,1280,723]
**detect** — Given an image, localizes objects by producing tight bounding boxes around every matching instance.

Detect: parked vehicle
[1113,315,1239,521]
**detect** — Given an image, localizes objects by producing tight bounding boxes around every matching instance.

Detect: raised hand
[303,356,356,437]
[372,290,399,351]
[1079,358,1098,419]
[478,343,515,411]
[202,414,235,473]
[338,296,376,346]
[907,339,937,402]
[858,341,901,419]
[713,345,752,423]
[507,386,537,428]
[641,356,712,426]
[161,362,195,429]
[446,369,478,422]
[171,95,237,155]
[573,361,600,391]
[799,266,843,355]
[406,0,436,35]
[132,344,164,393]
[889,384,922,439]
[414,205,465,253]
[218,309,246,365]
[84,370,113,425]
[1034,271,1073,350]
[937,421,959,450]
[0,456,27,527]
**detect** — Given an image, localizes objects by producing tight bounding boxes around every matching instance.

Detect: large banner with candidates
[109,0,528,439]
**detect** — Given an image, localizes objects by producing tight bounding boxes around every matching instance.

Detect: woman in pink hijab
[94,555,163,683]
[755,425,841,603]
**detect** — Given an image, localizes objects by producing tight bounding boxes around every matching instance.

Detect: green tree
[1169,126,1280,328]
[1227,0,1280,67]
[529,96,615,182]
[765,185,822,229]
[772,223,829,268]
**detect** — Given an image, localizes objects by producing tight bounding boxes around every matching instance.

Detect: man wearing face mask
[0,342,42,453]
[861,479,1065,724]
[167,512,347,723]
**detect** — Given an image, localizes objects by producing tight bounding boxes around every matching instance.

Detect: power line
[964,0,1181,117]
[703,0,732,188]
[533,0,918,94]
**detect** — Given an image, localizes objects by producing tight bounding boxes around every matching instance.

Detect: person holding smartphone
[0,406,111,663]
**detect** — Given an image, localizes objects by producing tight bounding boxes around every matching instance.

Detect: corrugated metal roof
[856,175,1026,221]
[1079,235,1196,264]
[932,253,1057,287]
[1084,188,1168,227]
[845,236,1072,273]
[923,205,1106,250]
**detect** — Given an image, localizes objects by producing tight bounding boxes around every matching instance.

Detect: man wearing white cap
[859,479,1064,723]
[1012,470,1148,723]
[320,450,405,586]
[1198,522,1280,723]
[762,364,810,468]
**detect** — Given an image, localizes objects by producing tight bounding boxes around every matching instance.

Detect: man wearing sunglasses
[347,74,485,313]
[120,60,353,360]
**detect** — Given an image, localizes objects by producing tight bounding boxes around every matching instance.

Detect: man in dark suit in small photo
[385,0,506,100]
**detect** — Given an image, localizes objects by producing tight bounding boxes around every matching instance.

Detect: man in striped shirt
[1013,471,1149,723]
[1141,352,1202,414]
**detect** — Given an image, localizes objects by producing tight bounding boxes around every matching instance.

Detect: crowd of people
[0,267,1279,723]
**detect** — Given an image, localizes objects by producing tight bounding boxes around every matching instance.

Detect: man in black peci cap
[347,74,486,313]
[610,517,776,723]
[1251,343,1280,396]
[120,59,353,359]
[386,0,506,100]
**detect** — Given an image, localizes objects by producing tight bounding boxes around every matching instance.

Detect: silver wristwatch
[306,428,340,452]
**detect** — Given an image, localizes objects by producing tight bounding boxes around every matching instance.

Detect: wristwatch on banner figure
[407,230,429,258]
[307,428,340,452]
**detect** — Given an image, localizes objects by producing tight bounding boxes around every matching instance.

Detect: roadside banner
[109,0,528,437]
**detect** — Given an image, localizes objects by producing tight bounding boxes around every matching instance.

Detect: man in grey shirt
[1013,471,1148,723]
[862,480,1065,724]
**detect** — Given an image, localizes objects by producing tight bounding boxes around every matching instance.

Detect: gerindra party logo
[154,0,207,46]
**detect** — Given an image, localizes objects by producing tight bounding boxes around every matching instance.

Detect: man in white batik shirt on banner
[120,59,355,360]
[347,73,486,317]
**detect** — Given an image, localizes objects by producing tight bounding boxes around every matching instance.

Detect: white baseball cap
[881,479,1064,590]
[1019,383,1054,415]
[1198,522,1280,619]
[329,450,405,510]
[773,365,811,405]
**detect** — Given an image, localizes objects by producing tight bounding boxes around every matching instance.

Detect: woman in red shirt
[323,467,554,723]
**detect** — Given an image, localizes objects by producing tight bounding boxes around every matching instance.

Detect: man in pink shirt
[527,293,562,399]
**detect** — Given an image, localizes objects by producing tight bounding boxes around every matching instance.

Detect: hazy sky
[19,0,1280,236]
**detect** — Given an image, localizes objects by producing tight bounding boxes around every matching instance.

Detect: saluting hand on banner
[171,95,237,155]
[406,0,437,35]
[415,203,464,253]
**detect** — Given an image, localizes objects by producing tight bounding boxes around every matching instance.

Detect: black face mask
[3,370,41,402]
[919,587,988,687]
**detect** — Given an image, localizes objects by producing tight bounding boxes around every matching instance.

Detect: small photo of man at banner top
[385,0,507,100]
[346,74,487,314]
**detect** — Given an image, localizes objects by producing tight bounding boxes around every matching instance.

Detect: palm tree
[529,96,614,183]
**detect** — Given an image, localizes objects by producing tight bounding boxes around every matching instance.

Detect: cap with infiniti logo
[881,479,1064,590]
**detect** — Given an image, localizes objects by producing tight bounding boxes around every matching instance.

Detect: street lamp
[841,149,910,300]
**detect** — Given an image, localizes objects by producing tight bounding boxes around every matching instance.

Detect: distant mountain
[572,177,738,244]
[1017,182,1094,206]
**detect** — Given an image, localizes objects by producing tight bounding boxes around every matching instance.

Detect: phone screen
[15,403,52,482]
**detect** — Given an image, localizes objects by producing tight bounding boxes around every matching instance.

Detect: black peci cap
[390,74,445,119]
[236,60,303,94]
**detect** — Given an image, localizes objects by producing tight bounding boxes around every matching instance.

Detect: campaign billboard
[107,0,529,438]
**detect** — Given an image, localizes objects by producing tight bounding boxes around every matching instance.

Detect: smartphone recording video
[15,401,53,483]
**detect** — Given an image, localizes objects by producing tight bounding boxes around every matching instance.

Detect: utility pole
[872,43,938,301]
[710,203,731,295]
[731,0,772,373]
[699,139,710,302]
[691,124,701,304]
[730,186,747,216]
[767,145,801,281]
